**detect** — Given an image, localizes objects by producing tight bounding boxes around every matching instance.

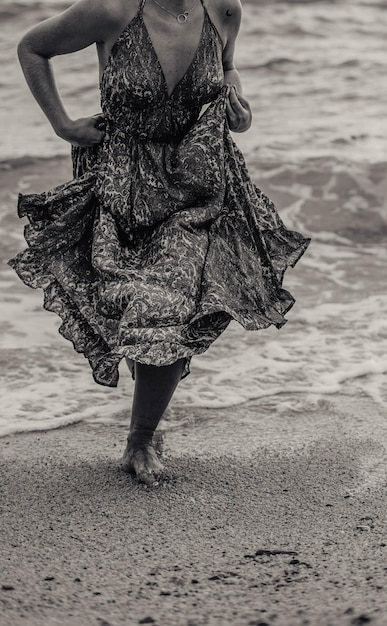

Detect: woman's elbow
[17,31,50,64]
[17,34,30,62]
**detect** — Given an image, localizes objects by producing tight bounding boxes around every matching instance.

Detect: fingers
[92,113,106,132]
[226,99,242,132]
[76,116,105,147]
[226,86,252,132]
[91,116,106,143]
[91,128,105,143]
[228,85,251,113]
[72,134,103,148]
[228,85,241,109]
[59,115,106,147]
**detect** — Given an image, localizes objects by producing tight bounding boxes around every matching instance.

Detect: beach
[1,0,387,624]
[1,395,386,626]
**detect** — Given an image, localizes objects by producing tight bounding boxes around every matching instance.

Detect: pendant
[177,11,189,23]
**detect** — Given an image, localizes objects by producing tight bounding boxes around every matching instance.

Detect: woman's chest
[101,15,224,110]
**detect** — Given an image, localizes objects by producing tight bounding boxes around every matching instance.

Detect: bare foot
[122,432,164,486]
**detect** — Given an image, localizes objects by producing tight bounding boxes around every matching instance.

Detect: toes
[134,457,164,480]
[137,470,161,487]
[133,454,164,486]
[121,460,135,474]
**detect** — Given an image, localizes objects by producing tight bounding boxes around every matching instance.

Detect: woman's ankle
[128,425,156,447]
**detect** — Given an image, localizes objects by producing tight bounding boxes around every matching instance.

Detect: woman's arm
[18,0,124,146]
[217,0,252,133]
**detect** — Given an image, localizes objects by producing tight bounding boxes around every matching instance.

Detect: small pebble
[351,615,372,625]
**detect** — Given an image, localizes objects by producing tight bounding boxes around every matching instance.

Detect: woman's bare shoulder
[72,0,139,29]
[19,0,141,56]
[46,0,140,38]
[205,0,242,45]
[207,0,242,22]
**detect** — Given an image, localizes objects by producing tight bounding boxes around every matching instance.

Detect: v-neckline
[141,10,207,99]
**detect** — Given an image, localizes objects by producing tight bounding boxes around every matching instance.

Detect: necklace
[151,0,198,23]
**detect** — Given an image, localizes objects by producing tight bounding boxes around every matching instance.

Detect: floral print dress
[9,0,310,386]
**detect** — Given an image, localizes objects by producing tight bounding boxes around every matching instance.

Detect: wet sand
[1,394,386,626]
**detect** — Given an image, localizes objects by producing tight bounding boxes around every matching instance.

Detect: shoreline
[1,394,386,626]
[2,150,387,437]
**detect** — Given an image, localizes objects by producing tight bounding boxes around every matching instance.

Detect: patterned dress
[9,0,310,386]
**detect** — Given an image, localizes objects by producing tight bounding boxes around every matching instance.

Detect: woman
[9,0,310,485]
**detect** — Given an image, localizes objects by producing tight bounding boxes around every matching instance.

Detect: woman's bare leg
[122,358,186,484]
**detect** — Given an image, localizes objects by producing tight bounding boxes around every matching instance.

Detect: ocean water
[1,0,386,436]
[1,0,386,162]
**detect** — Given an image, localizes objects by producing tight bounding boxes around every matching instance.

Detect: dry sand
[1,394,386,626]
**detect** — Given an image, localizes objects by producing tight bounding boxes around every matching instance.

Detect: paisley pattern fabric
[9,0,310,387]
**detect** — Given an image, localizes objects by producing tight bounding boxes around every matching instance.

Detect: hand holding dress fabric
[226,84,252,133]
[57,115,105,147]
